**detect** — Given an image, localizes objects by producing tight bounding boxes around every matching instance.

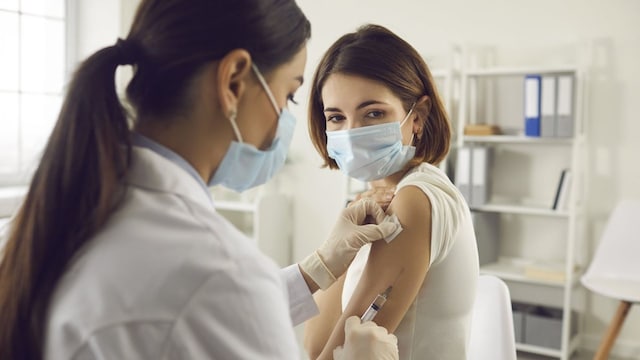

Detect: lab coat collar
[131,133,212,199]
[126,145,214,212]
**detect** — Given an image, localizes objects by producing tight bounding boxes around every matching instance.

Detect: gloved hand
[299,199,398,290]
[333,316,399,360]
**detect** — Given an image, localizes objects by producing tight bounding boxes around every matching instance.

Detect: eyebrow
[324,100,388,113]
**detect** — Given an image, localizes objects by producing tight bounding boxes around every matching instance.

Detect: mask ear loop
[400,103,417,145]
[227,109,243,143]
[251,63,281,116]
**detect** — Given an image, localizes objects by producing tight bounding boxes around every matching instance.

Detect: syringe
[360,286,392,322]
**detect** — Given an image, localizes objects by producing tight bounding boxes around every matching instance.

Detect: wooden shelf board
[480,261,579,288]
[471,203,569,217]
[463,135,573,145]
[516,343,562,357]
[466,66,577,77]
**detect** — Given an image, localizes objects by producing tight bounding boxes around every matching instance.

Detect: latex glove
[299,199,398,290]
[353,186,396,212]
[333,316,399,360]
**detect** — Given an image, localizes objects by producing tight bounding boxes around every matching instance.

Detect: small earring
[228,109,237,122]
[415,130,423,142]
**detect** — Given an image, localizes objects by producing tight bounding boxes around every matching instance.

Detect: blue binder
[524,74,541,137]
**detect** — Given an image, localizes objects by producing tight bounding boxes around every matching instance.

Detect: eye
[326,114,346,123]
[287,94,299,105]
[365,110,384,119]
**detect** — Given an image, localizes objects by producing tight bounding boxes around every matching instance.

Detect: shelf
[458,51,586,360]
[480,260,579,288]
[516,343,562,358]
[516,333,581,358]
[463,135,573,145]
[214,200,256,212]
[465,66,577,77]
[471,204,569,217]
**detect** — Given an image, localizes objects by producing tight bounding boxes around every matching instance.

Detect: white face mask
[325,105,416,182]
[209,64,296,192]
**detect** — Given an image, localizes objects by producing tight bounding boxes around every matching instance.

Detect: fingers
[377,221,401,241]
[357,222,400,245]
[345,315,395,339]
[344,315,361,334]
[332,346,344,360]
[355,198,387,225]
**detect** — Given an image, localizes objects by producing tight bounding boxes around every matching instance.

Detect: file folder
[455,146,472,204]
[556,75,574,137]
[556,169,572,210]
[471,146,490,206]
[524,75,542,137]
[540,76,557,138]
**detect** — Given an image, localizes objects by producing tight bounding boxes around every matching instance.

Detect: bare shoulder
[389,184,432,228]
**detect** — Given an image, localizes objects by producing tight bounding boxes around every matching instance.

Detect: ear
[216,49,252,119]
[413,95,431,135]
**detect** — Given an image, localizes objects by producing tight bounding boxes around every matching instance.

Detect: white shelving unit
[211,188,292,267]
[432,48,461,178]
[456,54,588,360]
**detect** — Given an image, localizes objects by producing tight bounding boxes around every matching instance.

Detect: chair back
[467,275,517,360]
[581,200,640,302]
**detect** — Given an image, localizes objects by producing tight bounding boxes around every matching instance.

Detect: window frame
[0,0,76,188]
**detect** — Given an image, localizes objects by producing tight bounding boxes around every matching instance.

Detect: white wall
[288,0,640,356]
[113,0,640,356]
[72,0,121,62]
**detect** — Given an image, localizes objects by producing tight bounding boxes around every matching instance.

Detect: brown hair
[308,24,450,169]
[0,1,310,359]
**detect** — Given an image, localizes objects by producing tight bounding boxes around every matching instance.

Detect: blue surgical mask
[326,106,416,182]
[209,64,295,192]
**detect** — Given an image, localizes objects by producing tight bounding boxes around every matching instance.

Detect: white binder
[471,146,490,207]
[540,76,557,137]
[455,146,472,204]
[556,75,574,137]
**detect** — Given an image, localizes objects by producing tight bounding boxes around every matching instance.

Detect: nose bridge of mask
[251,64,281,117]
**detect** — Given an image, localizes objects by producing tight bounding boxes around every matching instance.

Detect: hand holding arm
[298,199,399,291]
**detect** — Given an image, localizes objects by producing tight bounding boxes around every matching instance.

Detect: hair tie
[114,38,139,65]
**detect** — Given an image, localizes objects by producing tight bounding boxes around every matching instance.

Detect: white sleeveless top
[341,163,479,359]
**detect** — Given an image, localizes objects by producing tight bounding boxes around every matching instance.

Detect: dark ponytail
[0,44,131,360]
[0,0,309,358]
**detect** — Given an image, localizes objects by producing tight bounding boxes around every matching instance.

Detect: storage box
[524,306,577,349]
[511,302,532,343]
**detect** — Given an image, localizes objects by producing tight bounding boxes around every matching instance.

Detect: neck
[134,112,232,183]
[369,165,416,188]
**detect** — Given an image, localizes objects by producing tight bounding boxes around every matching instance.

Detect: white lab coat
[44,146,318,359]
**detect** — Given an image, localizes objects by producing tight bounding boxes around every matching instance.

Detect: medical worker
[0,0,400,359]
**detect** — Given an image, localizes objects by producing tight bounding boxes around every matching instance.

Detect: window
[0,0,67,185]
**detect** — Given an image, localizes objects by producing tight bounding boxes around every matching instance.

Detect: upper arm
[317,185,432,359]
